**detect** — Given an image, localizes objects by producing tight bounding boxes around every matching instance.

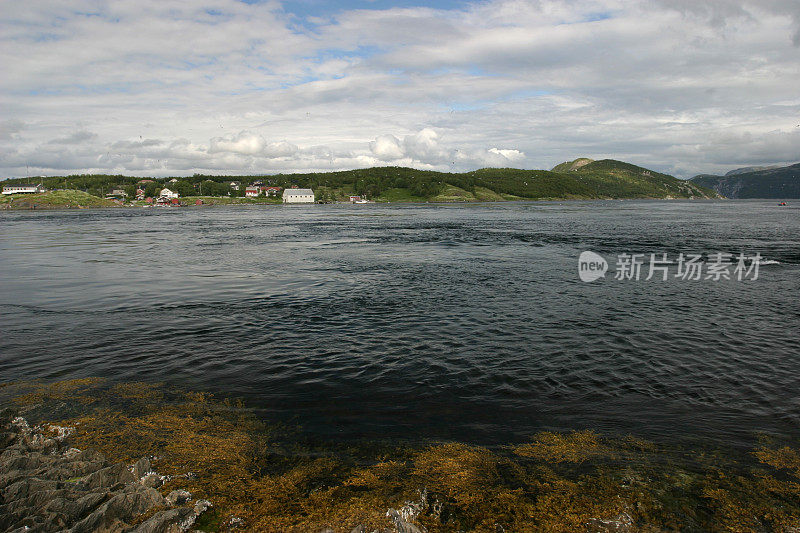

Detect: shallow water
[1,200,798,447]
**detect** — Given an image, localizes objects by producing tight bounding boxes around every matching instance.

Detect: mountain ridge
[1,159,720,203]
[690,162,800,198]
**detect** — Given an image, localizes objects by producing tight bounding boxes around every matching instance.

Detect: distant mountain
[690,163,800,198]
[724,165,779,176]
[547,159,718,199]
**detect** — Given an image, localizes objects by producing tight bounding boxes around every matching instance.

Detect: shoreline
[0,194,729,212]
[3,378,800,532]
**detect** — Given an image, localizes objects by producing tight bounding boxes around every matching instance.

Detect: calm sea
[1,200,798,448]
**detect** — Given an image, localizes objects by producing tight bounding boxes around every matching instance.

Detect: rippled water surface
[1,201,798,447]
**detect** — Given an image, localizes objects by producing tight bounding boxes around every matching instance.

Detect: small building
[229,181,241,191]
[136,188,145,200]
[158,188,179,199]
[105,189,128,199]
[2,184,45,195]
[283,188,315,203]
[349,195,361,203]
[264,186,282,196]
[245,186,261,198]
[155,196,180,206]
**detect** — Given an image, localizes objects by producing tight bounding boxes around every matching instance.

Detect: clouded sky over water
[1,0,799,177]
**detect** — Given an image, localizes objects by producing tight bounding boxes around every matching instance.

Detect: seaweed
[5,378,800,532]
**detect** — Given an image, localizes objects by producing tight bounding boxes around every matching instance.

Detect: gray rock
[386,509,426,533]
[140,472,164,488]
[1,416,178,533]
[193,498,212,515]
[132,457,152,479]
[126,507,196,533]
[80,462,136,490]
[69,486,165,533]
[64,447,82,459]
[165,489,192,506]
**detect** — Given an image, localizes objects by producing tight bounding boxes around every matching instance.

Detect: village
[1,179,371,207]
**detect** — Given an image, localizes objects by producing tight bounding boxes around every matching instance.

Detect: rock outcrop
[0,409,211,533]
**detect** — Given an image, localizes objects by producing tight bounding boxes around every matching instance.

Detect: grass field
[0,190,119,209]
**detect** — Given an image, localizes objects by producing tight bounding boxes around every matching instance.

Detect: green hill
[1,160,719,205]
[568,159,717,199]
[1,190,119,209]
[690,163,800,198]
[551,157,594,172]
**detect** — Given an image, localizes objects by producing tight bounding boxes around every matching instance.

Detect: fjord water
[1,201,798,448]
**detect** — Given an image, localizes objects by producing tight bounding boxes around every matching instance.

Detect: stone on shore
[0,411,211,533]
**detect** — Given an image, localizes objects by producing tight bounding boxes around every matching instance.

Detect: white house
[282,188,315,203]
[2,184,45,195]
[158,187,179,199]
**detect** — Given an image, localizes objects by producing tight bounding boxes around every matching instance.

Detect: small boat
[778,202,787,206]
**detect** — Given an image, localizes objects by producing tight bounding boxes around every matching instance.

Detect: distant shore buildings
[158,187,178,199]
[2,184,45,195]
[283,188,315,203]
[246,184,283,197]
[105,188,128,199]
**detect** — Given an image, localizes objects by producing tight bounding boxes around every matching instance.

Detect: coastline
[0,192,725,211]
[3,378,800,532]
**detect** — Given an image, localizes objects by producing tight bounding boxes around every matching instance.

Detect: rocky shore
[3,379,800,532]
[0,407,434,533]
[0,409,212,533]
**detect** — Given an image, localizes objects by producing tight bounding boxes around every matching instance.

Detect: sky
[1,0,799,179]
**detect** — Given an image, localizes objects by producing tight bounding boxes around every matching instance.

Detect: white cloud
[0,0,798,178]
[403,128,446,162]
[489,148,526,162]
[264,140,299,158]
[369,134,405,160]
[209,132,267,155]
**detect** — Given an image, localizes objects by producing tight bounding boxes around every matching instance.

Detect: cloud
[208,131,298,158]
[369,129,450,165]
[111,139,164,149]
[263,140,299,158]
[403,128,447,162]
[489,148,526,162]
[369,134,404,160]
[0,119,25,141]
[47,130,97,145]
[209,132,267,155]
[1,0,799,178]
